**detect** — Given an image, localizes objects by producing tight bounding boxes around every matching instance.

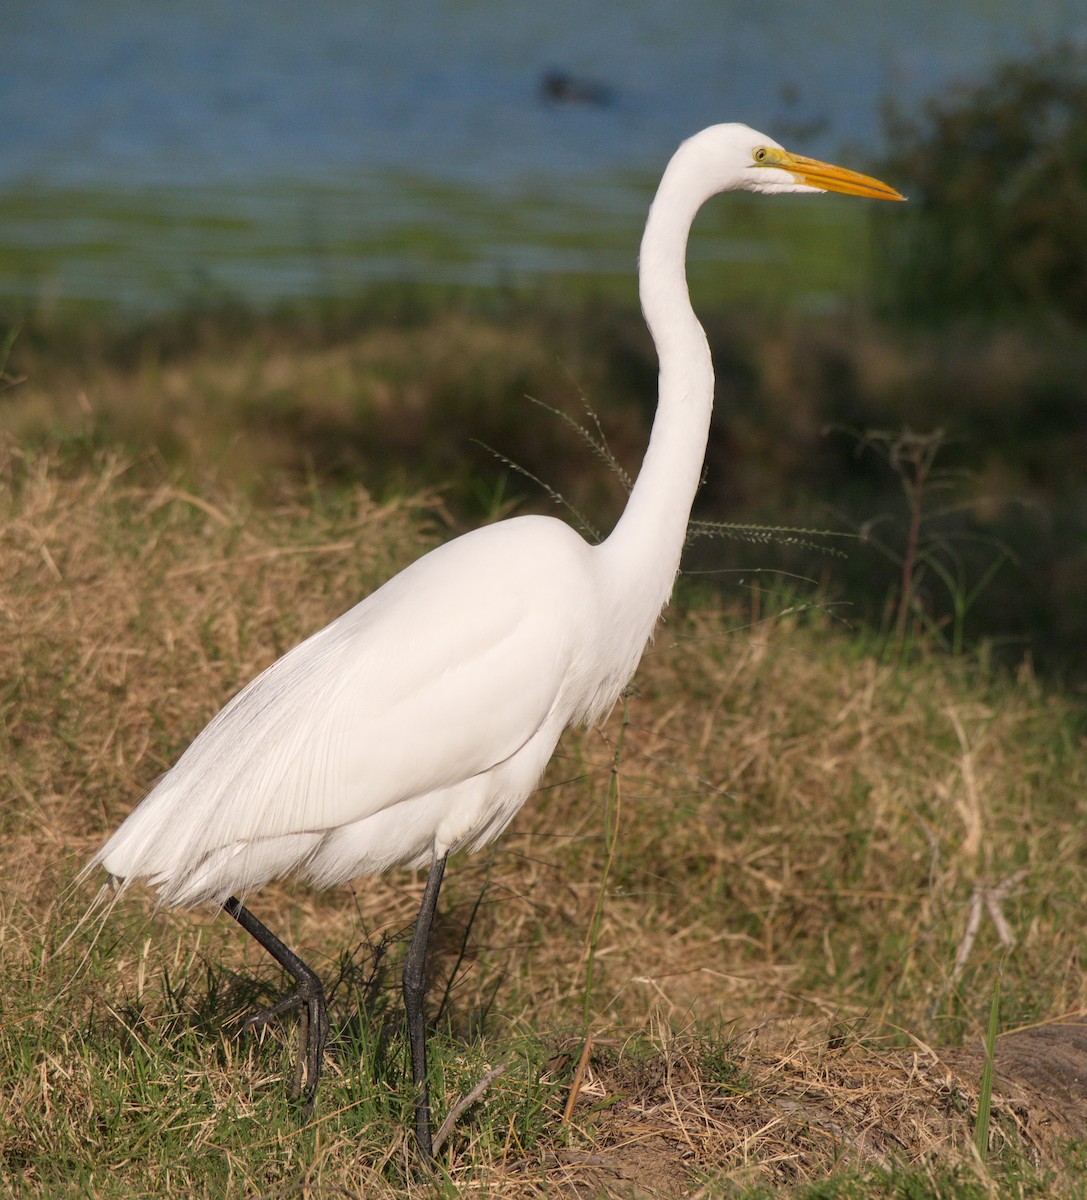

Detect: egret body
[92,124,903,1160]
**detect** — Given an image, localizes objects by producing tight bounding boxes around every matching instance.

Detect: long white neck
[594,144,716,645]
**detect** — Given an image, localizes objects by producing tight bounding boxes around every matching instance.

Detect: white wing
[98,516,598,898]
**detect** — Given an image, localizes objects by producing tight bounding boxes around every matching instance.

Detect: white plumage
[99,517,613,904]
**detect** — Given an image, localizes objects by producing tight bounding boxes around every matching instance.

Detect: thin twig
[431,1061,510,1154]
[949,869,1028,989]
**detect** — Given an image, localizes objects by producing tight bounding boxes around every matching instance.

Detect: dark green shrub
[878,43,1087,323]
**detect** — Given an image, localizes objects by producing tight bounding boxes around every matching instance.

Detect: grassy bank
[7,295,1087,682]
[3,309,1087,1193]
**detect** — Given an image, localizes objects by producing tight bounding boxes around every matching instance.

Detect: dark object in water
[540,69,613,108]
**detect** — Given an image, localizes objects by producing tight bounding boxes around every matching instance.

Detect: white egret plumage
[91,124,903,1161]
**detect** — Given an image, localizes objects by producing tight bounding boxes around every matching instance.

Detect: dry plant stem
[949,869,1028,990]
[562,1034,595,1124]
[431,1061,511,1154]
[221,896,329,1115]
[402,852,448,1166]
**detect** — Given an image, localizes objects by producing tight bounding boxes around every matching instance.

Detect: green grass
[718,1161,1084,1200]
[0,177,881,317]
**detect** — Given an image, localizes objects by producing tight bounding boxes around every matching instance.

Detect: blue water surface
[4,0,1085,309]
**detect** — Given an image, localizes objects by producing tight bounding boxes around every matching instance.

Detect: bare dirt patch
[537,1022,1087,1197]
[942,1021,1087,1150]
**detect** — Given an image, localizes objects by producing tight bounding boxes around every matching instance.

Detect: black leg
[402,854,448,1163]
[222,896,329,1117]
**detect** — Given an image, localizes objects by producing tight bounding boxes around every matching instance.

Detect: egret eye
[753,147,769,163]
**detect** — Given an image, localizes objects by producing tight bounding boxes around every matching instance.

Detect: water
[4,0,1086,311]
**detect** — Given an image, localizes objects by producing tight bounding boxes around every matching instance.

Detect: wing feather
[98,517,595,894]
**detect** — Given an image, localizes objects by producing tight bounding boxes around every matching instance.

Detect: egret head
[683,123,905,202]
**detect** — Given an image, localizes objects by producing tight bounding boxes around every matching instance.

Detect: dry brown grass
[3,439,1087,1196]
[13,300,1087,692]
[6,305,648,520]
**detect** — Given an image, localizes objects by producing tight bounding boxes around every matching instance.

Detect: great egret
[90,124,903,1161]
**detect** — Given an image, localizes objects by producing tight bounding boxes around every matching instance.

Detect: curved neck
[596,153,715,628]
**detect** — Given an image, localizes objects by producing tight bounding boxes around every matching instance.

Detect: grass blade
[973,975,1001,1161]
